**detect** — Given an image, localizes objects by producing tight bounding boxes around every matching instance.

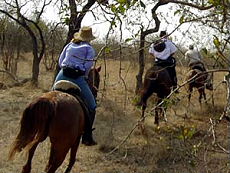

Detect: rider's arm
[198,51,203,60]
[84,45,96,76]
[166,40,177,55]
[58,43,70,67]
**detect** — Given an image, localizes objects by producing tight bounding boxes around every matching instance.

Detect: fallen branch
[0,69,19,82]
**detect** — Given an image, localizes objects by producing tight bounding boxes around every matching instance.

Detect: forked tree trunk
[53,0,97,82]
[0,6,46,86]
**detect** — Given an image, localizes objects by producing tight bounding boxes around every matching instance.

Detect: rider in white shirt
[149,38,177,62]
[185,45,206,71]
[149,31,178,91]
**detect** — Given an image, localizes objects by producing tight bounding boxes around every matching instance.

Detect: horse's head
[88,66,101,98]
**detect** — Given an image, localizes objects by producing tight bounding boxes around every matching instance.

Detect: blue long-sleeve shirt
[59,42,96,74]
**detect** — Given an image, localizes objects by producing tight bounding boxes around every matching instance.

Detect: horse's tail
[9,98,54,160]
[136,71,158,107]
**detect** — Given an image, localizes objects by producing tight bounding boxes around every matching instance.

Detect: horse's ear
[97,66,101,72]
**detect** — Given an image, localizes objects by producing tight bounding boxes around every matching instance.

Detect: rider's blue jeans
[54,69,96,112]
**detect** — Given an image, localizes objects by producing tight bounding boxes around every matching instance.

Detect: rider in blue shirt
[58,40,96,75]
[54,26,97,146]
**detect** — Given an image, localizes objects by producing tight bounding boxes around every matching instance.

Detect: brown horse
[139,65,173,125]
[187,68,213,105]
[8,67,101,173]
[88,66,101,98]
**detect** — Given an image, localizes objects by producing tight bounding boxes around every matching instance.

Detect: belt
[62,67,85,78]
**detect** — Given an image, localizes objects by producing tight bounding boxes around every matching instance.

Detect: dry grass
[0,56,229,173]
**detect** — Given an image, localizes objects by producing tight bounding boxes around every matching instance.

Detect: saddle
[155,56,175,67]
[53,80,81,94]
[154,57,177,87]
[52,80,89,118]
[189,62,205,72]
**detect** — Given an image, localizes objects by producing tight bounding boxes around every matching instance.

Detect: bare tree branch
[169,0,214,10]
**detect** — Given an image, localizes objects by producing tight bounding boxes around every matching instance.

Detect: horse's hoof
[154,125,160,130]
[174,90,179,94]
[154,121,159,126]
[22,165,31,173]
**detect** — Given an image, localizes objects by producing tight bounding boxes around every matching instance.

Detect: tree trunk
[12,32,21,75]
[135,29,146,94]
[66,0,96,44]
[227,76,230,117]
[31,40,41,85]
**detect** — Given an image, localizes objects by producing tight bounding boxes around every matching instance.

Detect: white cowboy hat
[73,26,96,42]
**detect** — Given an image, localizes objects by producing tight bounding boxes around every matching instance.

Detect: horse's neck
[88,70,99,87]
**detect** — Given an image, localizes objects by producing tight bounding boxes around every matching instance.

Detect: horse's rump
[143,66,172,93]
[48,91,85,145]
[9,91,85,160]
[189,61,205,72]
[187,69,208,86]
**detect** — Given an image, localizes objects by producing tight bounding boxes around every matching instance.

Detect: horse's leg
[155,99,163,126]
[22,143,39,173]
[155,108,159,126]
[46,143,69,173]
[64,136,81,173]
[188,85,193,106]
[45,144,55,172]
[155,107,165,125]
[140,87,155,120]
[140,92,147,119]
[203,89,207,104]
[138,86,155,134]
[198,88,204,109]
[162,106,167,122]
[141,104,147,120]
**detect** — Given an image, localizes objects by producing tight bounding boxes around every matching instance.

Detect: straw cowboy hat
[73,26,96,42]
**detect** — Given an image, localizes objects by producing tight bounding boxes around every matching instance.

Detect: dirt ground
[0,57,229,173]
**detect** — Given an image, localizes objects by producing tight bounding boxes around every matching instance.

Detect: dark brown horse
[139,65,173,125]
[187,68,213,105]
[8,67,101,173]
